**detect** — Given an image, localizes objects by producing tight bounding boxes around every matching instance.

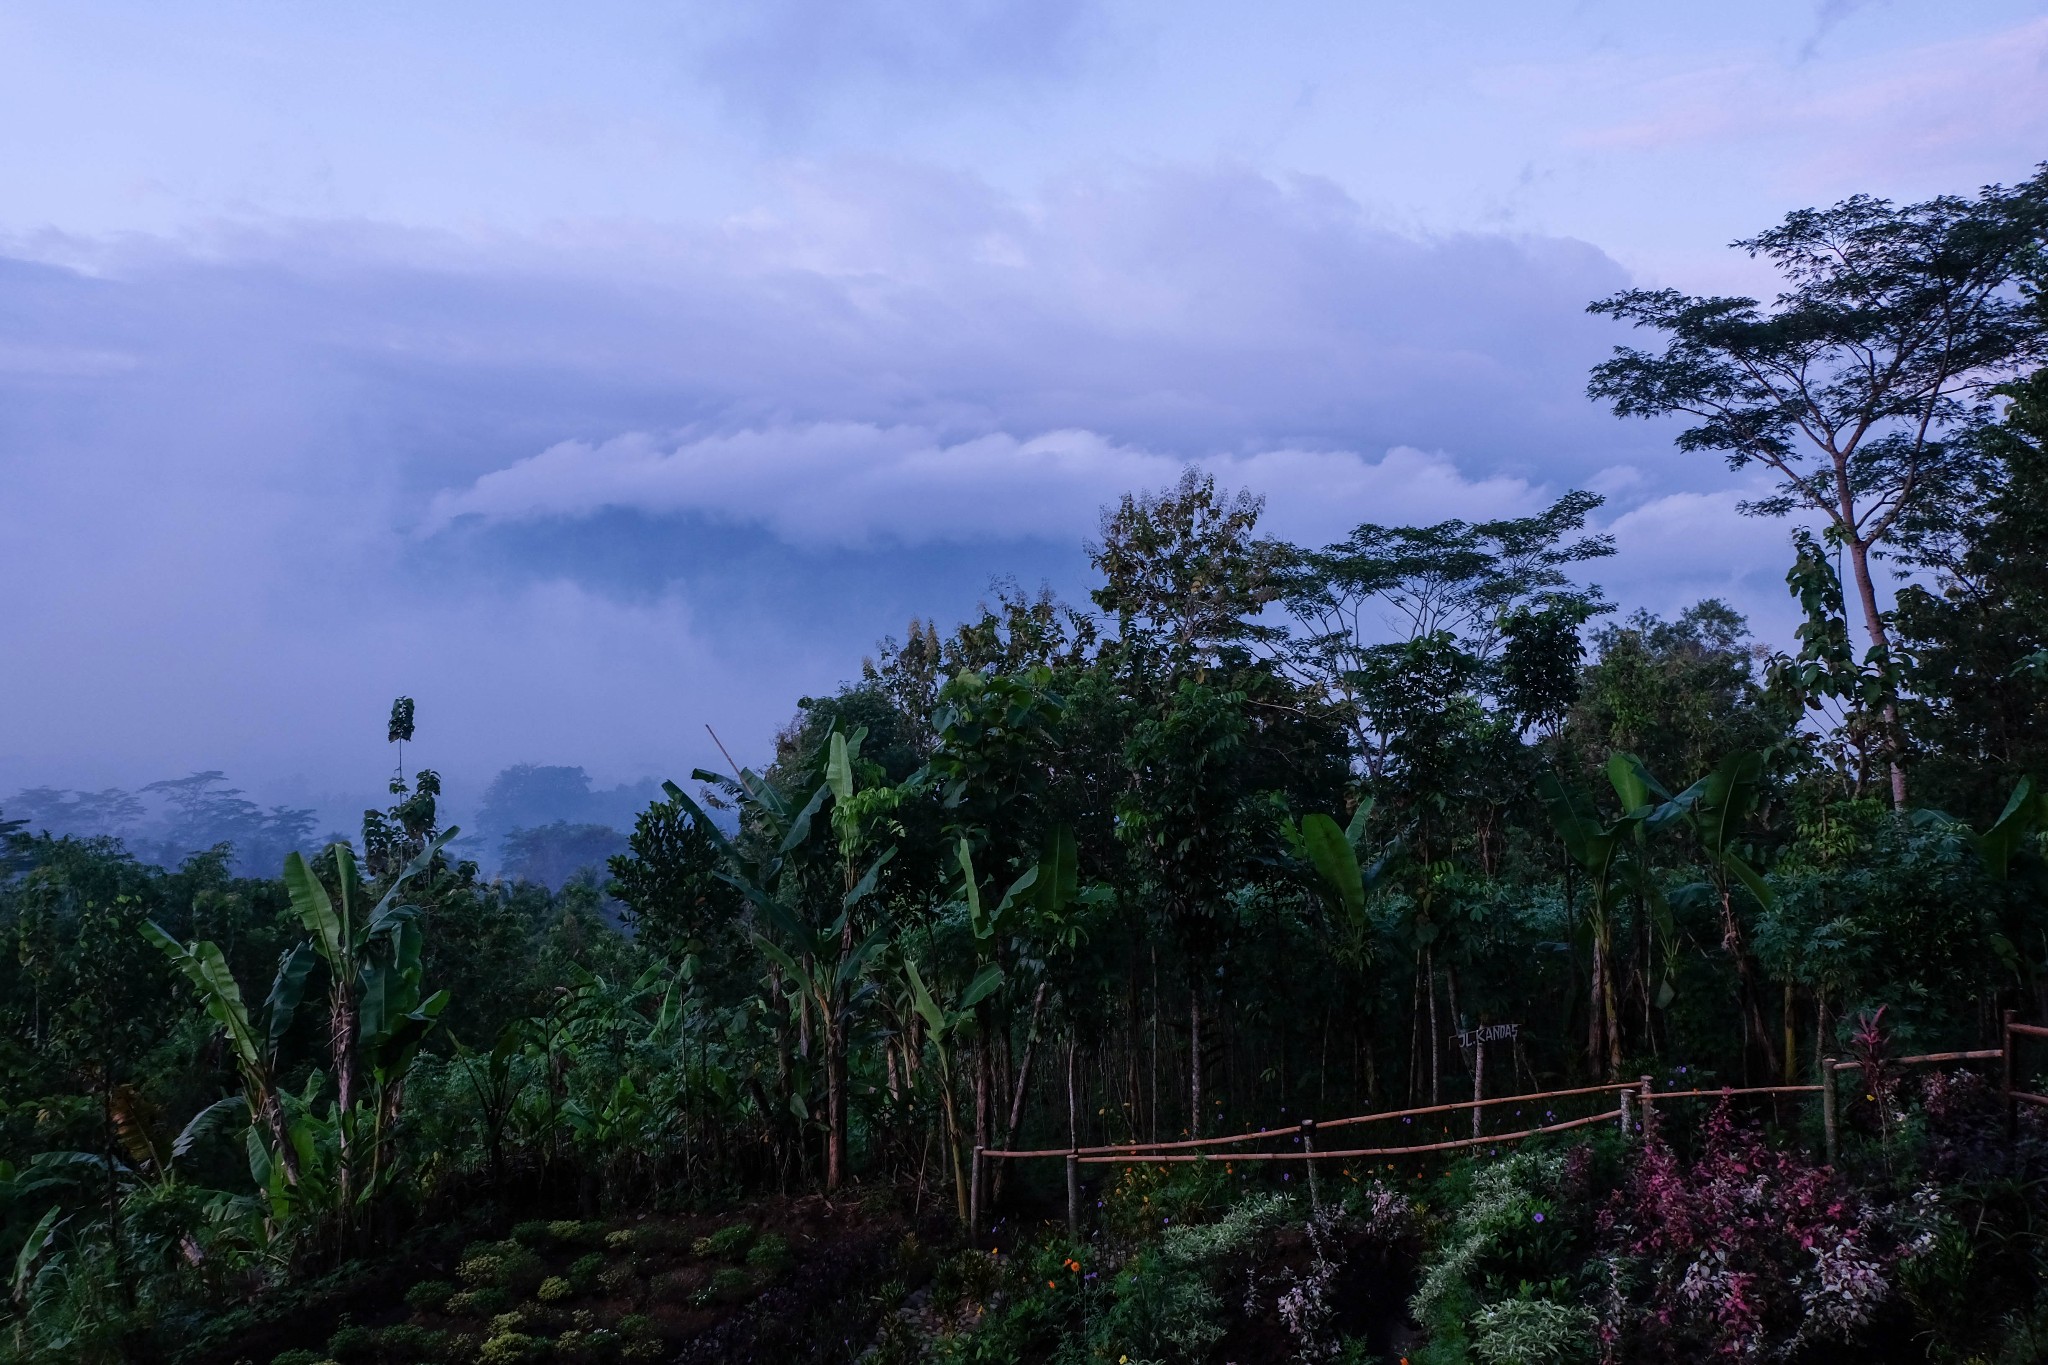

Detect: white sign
[1456,1022,1519,1048]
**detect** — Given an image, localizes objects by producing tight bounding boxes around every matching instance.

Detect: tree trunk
[1845,536,1908,810]
[1189,988,1204,1136]
[1427,949,1441,1105]
[993,982,1048,1201]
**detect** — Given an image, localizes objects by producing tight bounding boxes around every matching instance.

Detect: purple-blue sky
[2,0,2045,823]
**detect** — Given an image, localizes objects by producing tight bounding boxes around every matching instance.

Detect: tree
[607,793,746,972]
[1091,467,1288,680]
[1894,369,2048,818]
[1285,491,1613,774]
[1588,172,2048,806]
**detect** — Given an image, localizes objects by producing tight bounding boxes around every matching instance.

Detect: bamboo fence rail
[968,1014,2048,1235]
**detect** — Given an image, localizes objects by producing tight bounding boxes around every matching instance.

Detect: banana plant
[1538,762,1649,1077]
[665,726,903,1190]
[904,956,1003,1222]
[1284,797,1389,967]
[1971,776,2047,881]
[140,927,316,1206]
[281,832,453,1209]
[1643,750,1784,1078]
[148,830,454,1230]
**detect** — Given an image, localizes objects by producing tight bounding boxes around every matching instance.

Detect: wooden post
[2005,1009,2019,1142]
[1065,1152,1080,1237]
[1471,1040,1486,1140]
[1821,1056,1839,1167]
[1637,1075,1655,1144]
[1619,1083,1633,1138]
[970,1145,984,1237]
[1300,1118,1320,1209]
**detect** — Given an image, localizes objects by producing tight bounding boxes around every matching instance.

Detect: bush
[537,1276,574,1303]
[511,1220,553,1248]
[598,1261,642,1298]
[710,1267,752,1302]
[567,1253,605,1289]
[377,1324,444,1360]
[1470,1297,1595,1364]
[617,1313,656,1339]
[478,1332,544,1365]
[605,1229,639,1251]
[326,1323,377,1361]
[1096,1194,1290,1362]
[744,1232,792,1274]
[407,1279,459,1314]
[548,1220,601,1247]
[1597,1106,1896,1361]
[692,1223,752,1259]
[271,1353,328,1365]
[649,1268,704,1304]
[448,1287,512,1318]
[458,1255,505,1289]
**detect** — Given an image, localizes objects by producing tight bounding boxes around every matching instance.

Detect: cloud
[425,425,1543,550]
[0,160,1668,793]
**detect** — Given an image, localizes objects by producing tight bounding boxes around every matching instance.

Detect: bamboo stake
[1822,1057,1838,1167]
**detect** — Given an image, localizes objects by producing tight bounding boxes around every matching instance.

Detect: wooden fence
[970,1013,2048,1235]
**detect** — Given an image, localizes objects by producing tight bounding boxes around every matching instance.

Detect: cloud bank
[0,160,1786,806]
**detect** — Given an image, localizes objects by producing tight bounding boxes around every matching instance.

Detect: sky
[2,0,2045,826]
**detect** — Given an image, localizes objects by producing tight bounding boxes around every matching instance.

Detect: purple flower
[1532,1212,1545,1223]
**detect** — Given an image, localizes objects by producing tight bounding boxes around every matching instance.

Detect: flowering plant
[1597,1102,1893,1360]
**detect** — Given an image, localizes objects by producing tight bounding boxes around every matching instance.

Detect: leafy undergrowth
[868,1163,1425,1365]
[202,1195,938,1365]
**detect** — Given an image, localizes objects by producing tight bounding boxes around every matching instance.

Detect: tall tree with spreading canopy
[1587,171,2048,807]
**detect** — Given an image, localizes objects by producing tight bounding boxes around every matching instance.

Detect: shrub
[605,1229,639,1251]
[407,1279,459,1314]
[272,1353,327,1365]
[649,1268,704,1304]
[710,1267,753,1301]
[598,1261,642,1298]
[489,1310,530,1337]
[1470,1297,1595,1364]
[744,1232,792,1274]
[326,1323,377,1361]
[448,1287,512,1318]
[548,1220,601,1247]
[1597,1105,1895,1361]
[1411,1150,1582,1335]
[458,1255,505,1289]
[552,1330,597,1365]
[478,1332,544,1365]
[377,1324,444,1360]
[692,1223,752,1259]
[567,1253,605,1289]
[537,1276,574,1303]
[1096,1194,1290,1361]
[617,1313,656,1339]
[511,1220,553,1247]
[621,1342,665,1364]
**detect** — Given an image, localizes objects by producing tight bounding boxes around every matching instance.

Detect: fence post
[1472,1041,1486,1141]
[1821,1056,1839,1167]
[1300,1118,1321,1209]
[970,1145,984,1238]
[1637,1075,1655,1144]
[1066,1152,1080,1237]
[2005,1009,2019,1142]
[1619,1083,1633,1138]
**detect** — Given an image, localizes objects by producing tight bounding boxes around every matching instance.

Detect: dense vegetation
[6,173,2048,1365]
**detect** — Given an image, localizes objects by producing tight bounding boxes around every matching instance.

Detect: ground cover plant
[4,169,2048,1362]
